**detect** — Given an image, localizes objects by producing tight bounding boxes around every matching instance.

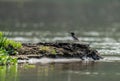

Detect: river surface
[0,26,120,81]
[1,0,120,81]
[1,61,120,81]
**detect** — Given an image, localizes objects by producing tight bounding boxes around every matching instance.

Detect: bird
[70,32,79,41]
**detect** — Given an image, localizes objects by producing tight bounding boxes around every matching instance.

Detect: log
[16,42,102,60]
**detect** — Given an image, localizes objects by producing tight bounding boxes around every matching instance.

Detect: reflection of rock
[16,42,102,60]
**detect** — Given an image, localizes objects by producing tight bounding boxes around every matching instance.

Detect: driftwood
[16,42,102,60]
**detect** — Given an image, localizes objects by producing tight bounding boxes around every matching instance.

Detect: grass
[0,32,22,65]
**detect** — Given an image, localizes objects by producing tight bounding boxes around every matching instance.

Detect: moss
[39,46,57,55]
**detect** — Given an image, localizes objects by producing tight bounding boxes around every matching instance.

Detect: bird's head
[70,32,75,36]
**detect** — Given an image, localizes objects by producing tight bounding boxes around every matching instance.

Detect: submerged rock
[16,42,102,60]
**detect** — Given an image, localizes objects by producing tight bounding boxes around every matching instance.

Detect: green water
[1,62,120,81]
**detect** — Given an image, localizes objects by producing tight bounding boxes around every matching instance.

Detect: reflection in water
[18,62,97,81]
[0,62,95,81]
[0,65,18,81]
[1,61,120,81]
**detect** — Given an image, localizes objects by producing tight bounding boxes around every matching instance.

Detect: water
[1,26,120,81]
[3,25,120,56]
[0,23,120,81]
[1,1,120,80]
[1,62,120,81]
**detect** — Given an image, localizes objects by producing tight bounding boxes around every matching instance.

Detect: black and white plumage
[70,32,79,41]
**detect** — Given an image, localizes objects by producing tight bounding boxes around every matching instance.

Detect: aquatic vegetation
[0,55,17,65]
[0,32,22,65]
[0,33,22,49]
[0,32,3,36]
[39,46,57,55]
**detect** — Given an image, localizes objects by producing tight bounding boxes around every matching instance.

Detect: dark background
[0,0,120,31]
